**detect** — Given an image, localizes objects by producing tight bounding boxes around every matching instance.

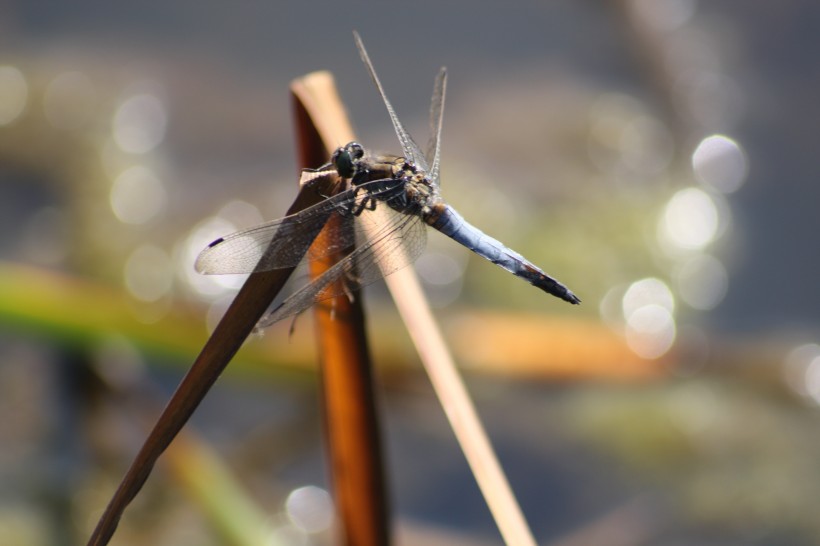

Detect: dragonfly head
[331,142,365,179]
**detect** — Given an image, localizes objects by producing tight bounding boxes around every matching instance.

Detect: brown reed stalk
[291,71,390,546]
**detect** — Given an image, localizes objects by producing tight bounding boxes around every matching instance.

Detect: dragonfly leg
[351,195,378,216]
[341,276,357,304]
[333,258,363,304]
[338,184,379,217]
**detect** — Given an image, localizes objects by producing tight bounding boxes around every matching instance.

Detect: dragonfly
[195,32,580,329]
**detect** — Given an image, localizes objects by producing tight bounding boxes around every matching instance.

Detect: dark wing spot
[207,237,224,248]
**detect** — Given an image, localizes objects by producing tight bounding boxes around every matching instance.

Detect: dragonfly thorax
[331,140,442,219]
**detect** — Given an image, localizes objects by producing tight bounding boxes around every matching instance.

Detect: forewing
[195,177,416,274]
[426,67,447,185]
[194,187,351,274]
[255,202,427,329]
[353,31,428,172]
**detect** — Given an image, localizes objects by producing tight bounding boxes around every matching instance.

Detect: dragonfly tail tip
[564,291,581,305]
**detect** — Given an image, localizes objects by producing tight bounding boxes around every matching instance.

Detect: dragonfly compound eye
[333,150,354,178]
[349,142,365,159]
[333,142,364,178]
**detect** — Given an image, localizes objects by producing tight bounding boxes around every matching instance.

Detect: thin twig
[383,272,539,546]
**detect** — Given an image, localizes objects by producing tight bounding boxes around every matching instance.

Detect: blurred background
[1,1,819,545]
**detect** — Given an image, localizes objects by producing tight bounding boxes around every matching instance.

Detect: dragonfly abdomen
[426,205,580,305]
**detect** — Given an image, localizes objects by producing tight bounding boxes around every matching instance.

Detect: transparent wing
[195,178,402,274]
[255,201,427,329]
[426,67,447,185]
[353,31,428,172]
